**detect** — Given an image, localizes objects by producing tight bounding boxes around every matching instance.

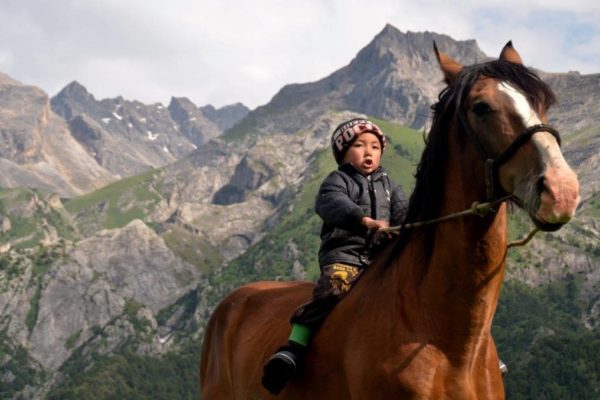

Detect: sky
[1,0,599,110]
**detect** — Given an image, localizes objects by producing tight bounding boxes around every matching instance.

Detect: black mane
[390,59,556,263]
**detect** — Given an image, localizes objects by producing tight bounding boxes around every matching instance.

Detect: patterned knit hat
[331,118,387,164]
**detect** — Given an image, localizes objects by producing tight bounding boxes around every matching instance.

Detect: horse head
[434,41,580,232]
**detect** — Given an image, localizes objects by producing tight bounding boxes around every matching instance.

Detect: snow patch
[112,112,123,121]
[101,118,111,124]
[147,131,159,141]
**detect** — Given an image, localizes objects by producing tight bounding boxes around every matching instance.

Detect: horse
[199,42,580,399]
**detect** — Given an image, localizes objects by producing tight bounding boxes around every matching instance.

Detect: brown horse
[200,42,580,399]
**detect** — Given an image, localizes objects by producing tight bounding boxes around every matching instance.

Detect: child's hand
[361,217,389,231]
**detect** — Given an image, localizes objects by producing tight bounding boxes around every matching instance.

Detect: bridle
[381,95,562,249]
[458,112,562,201]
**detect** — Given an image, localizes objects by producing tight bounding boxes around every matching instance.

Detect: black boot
[261,341,307,395]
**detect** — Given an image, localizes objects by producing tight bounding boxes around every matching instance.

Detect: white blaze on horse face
[498,82,542,127]
[498,82,557,160]
[498,81,580,225]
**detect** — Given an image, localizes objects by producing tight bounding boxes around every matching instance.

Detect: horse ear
[499,40,523,65]
[433,41,463,84]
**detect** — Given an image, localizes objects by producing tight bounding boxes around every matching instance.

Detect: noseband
[459,113,562,201]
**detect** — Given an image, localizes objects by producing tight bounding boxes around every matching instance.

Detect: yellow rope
[381,196,512,233]
[380,195,539,249]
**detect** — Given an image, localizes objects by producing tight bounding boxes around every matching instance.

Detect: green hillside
[0,188,79,249]
[495,279,600,399]
[63,169,162,236]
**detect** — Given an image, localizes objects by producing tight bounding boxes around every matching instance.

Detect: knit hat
[331,118,387,164]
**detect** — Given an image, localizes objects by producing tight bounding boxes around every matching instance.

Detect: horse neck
[401,128,508,359]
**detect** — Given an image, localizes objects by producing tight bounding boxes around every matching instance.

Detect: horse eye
[472,103,492,117]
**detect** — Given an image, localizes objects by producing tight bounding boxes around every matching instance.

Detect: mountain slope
[51,82,197,177]
[50,82,250,180]
[0,74,115,197]
[225,25,487,141]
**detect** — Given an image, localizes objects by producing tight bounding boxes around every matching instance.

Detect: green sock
[288,323,311,347]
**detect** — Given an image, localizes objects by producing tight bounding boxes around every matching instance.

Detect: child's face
[342,132,382,175]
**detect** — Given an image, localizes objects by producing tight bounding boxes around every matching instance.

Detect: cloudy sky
[1,0,598,110]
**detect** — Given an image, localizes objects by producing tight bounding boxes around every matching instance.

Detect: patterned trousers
[290,263,363,331]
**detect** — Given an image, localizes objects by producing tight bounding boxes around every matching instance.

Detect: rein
[383,195,512,232]
[381,195,539,249]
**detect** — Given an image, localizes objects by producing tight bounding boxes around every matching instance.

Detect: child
[262,118,408,395]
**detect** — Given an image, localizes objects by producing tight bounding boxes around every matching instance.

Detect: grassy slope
[63,169,162,234]
[0,188,79,249]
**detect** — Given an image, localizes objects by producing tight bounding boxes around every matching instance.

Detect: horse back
[200,280,314,399]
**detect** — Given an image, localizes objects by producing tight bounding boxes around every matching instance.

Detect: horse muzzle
[518,165,580,232]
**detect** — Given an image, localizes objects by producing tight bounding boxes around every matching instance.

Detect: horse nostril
[535,176,547,196]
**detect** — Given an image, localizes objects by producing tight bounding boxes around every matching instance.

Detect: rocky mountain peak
[51,80,103,121]
[167,96,198,120]
[0,73,114,195]
[59,80,92,99]
[226,24,489,138]
[349,26,486,77]
[200,102,250,131]
[167,96,221,147]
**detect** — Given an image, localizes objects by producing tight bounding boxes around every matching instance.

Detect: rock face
[0,74,115,196]
[212,155,274,205]
[167,97,221,146]
[151,111,345,263]
[1,220,201,372]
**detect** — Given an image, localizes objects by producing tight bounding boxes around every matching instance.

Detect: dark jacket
[315,163,407,268]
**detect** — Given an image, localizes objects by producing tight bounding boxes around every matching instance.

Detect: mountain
[1,24,599,399]
[49,81,250,180]
[225,25,487,140]
[51,82,197,177]
[0,74,115,197]
[200,102,249,131]
[167,97,221,146]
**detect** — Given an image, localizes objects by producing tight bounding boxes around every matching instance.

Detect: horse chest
[341,345,501,400]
